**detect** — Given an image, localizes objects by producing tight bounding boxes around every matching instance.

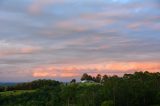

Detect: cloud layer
[0,0,160,82]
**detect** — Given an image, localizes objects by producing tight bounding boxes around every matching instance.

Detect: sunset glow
[0,0,159,82]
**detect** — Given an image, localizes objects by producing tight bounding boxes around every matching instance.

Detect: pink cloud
[0,40,41,57]
[33,71,57,77]
[55,17,115,32]
[60,73,80,77]
[32,62,160,78]
[21,47,38,54]
[28,0,64,15]
[127,23,141,29]
[0,47,40,57]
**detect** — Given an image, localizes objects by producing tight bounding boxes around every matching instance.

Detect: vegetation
[0,71,160,106]
[0,90,35,96]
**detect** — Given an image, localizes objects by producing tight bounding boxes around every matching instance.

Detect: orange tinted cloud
[106,62,160,72]
[33,72,57,77]
[21,47,38,54]
[60,73,80,77]
[32,62,160,78]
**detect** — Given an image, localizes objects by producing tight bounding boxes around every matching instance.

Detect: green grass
[0,90,36,96]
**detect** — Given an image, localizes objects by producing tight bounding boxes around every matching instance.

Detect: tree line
[0,71,160,106]
[0,79,60,92]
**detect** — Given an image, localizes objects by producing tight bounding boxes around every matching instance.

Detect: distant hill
[0,82,18,86]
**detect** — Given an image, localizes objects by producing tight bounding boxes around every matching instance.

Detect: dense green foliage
[0,90,35,96]
[0,79,60,92]
[0,71,160,106]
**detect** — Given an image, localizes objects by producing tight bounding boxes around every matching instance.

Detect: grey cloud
[0,0,159,81]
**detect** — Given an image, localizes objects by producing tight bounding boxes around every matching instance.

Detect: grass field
[0,90,36,96]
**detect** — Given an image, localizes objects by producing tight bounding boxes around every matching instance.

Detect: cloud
[32,66,80,78]
[127,23,142,29]
[21,47,38,54]
[0,0,160,82]
[28,0,64,15]
[37,17,115,39]
[32,62,160,78]
[33,71,57,77]
[0,40,40,57]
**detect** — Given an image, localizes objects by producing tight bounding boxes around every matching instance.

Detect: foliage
[101,100,114,106]
[0,90,35,96]
[0,71,160,106]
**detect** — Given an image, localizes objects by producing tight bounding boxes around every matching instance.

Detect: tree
[1,72,160,106]
[101,100,114,106]
[102,75,108,82]
[96,74,102,83]
[70,79,76,83]
[81,73,93,81]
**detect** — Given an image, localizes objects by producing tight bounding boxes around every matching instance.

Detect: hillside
[0,71,160,106]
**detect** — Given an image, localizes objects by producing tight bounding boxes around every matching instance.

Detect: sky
[0,0,160,82]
